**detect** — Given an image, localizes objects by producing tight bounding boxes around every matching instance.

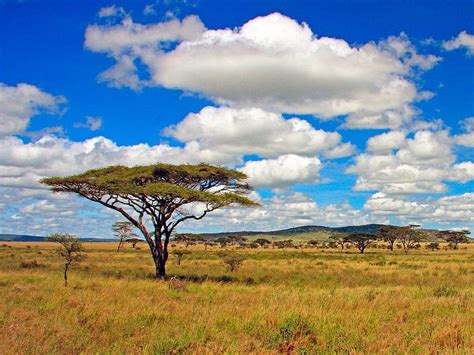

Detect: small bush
[20,260,44,269]
[168,276,187,291]
[370,260,386,266]
[277,314,317,352]
[221,254,245,272]
[426,242,440,251]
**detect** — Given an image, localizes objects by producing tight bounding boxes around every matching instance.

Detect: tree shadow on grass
[171,274,256,285]
[97,269,256,284]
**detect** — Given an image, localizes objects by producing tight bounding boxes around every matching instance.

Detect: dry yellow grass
[0,241,473,353]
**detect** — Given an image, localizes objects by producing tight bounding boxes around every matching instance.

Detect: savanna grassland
[1,241,473,354]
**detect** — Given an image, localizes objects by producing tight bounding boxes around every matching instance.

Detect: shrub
[221,254,245,272]
[168,276,187,291]
[277,314,317,352]
[172,250,191,266]
[20,260,44,269]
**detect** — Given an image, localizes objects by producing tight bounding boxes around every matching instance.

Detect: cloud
[366,130,406,153]
[0,135,234,189]
[0,103,354,191]
[443,31,474,55]
[98,5,126,18]
[0,83,65,136]
[85,13,439,128]
[343,105,420,130]
[455,117,474,147]
[84,15,206,89]
[380,32,441,70]
[240,154,322,188]
[348,130,474,194]
[186,192,382,232]
[74,116,103,131]
[143,4,157,16]
[365,192,474,225]
[164,106,353,159]
[23,126,65,141]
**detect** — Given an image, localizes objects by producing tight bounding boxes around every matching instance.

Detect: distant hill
[199,224,390,239]
[0,234,46,242]
[2,224,457,242]
[0,234,116,242]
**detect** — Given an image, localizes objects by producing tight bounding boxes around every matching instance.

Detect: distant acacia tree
[306,240,320,248]
[215,237,232,248]
[174,233,206,248]
[254,238,271,248]
[41,163,259,279]
[396,225,425,254]
[377,226,398,251]
[47,233,83,286]
[127,237,142,249]
[330,233,346,249]
[221,254,245,272]
[344,233,377,254]
[426,242,440,251]
[172,250,191,266]
[437,230,470,250]
[273,239,294,249]
[112,221,138,252]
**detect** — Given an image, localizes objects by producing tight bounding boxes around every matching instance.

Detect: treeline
[173,225,471,254]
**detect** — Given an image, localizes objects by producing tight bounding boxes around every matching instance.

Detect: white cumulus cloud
[365,192,474,225]
[240,154,322,188]
[85,12,439,128]
[348,130,474,194]
[164,106,353,159]
[0,83,65,136]
[443,31,474,55]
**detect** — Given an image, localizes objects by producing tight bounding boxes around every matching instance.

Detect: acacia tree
[330,233,346,249]
[172,250,191,265]
[254,238,271,248]
[343,233,377,254]
[437,230,470,250]
[377,226,398,251]
[47,233,83,286]
[396,224,424,254]
[174,233,206,249]
[221,254,245,272]
[112,221,138,252]
[127,237,142,249]
[426,242,440,251]
[41,163,259,279]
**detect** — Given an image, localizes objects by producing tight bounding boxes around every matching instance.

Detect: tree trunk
[64,262,69,287]
[389,240,394,251]
[117,239,123,252]
[153,255,166,280]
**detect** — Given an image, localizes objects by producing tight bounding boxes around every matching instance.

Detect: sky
[0,0,473,238]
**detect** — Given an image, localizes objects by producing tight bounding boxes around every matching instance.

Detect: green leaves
[41,163,260,208]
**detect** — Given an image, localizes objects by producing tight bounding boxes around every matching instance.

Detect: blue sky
[0,0,473,237]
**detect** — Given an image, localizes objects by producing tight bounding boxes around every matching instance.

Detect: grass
[0,242,473,353]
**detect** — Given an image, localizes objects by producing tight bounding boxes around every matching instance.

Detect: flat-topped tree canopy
[42,163,257,205]
[41,163,260,279]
